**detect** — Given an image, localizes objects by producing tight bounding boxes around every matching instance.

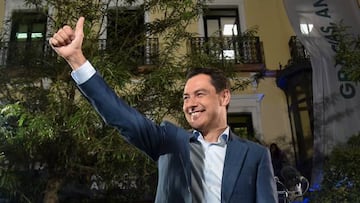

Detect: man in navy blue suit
[50,17,278,203]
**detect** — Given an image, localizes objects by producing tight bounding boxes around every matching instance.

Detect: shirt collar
[191,127,230,144]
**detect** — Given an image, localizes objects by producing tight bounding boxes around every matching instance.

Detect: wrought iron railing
[0,40,56,68]
[288,36,310,64]
[98,38,159,66]
[0,38,159,68]
[189,36,263,64]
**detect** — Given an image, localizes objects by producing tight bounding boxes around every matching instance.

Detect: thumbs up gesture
[49,17,87,70]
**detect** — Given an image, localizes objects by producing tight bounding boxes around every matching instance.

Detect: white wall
[228,94,265,141]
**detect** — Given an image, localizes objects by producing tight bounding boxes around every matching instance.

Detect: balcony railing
[288,36,310,64]
[0,40,56,68]
[98,38,159,66]
[189,36,264,65]
[0,38,159,68]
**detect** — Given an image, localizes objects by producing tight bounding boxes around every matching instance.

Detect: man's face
[182,74,229,131]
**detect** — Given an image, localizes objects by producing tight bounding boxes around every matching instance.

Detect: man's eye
[183,96,189,100]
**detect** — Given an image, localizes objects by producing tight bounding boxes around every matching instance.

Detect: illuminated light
[223,24,238,36]
[220,50,235,60]
[16,33,27,39]
[300,23,313,35]
[31,33,43,38]
[15,32,43,39]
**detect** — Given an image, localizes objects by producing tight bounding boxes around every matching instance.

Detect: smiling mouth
[189,110,204,121]
[189,109,204,115]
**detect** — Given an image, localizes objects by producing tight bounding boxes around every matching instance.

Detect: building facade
[0,0,313,180]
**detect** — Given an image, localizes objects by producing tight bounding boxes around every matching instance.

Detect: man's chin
[189,123,203,131]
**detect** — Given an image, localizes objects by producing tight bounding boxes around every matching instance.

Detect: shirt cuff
[70,60,96,84]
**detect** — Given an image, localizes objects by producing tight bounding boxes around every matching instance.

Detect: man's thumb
[75,17,85,37]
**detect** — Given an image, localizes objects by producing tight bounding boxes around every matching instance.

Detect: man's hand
[49,17,87,70]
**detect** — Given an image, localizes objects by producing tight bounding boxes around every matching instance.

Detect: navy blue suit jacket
[78,73,278,203]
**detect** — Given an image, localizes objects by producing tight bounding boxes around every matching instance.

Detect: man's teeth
[190,112,200,121]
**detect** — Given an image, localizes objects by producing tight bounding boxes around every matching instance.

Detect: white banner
[283,0,360,186]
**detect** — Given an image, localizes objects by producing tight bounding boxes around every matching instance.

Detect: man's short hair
[185,68,231,93]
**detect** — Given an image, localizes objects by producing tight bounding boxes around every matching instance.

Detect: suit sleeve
[77,72,179,161]
[256,148,278,203]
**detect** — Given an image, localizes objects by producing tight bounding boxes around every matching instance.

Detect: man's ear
[220,89,231,107]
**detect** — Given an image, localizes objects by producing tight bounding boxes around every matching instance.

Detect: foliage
[309,133,360,203]
[334,21,360,82]
[0,0,259,202]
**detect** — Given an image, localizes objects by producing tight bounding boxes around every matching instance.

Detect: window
[107,9,145,48]
[300,23,313,35]
[203,8,240,60]
[228,113,254,140]
[106,9,147,69]
[203,8,240,38]
[8,11,47,67]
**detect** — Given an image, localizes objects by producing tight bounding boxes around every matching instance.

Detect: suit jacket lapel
[221,133,249,201]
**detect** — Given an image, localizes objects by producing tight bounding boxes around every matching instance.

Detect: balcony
[189,36,265,72]
[0,38,159,72]
[98,38,159,64]
[288,36,310,64]
[0,41,55,68]
[276,36,312,90]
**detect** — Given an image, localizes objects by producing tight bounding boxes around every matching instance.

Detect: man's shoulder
[160,121,192,138]
[245,139,267,150]
[230,134,267,151]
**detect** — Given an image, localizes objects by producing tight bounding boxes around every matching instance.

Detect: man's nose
[187,96,198,107]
